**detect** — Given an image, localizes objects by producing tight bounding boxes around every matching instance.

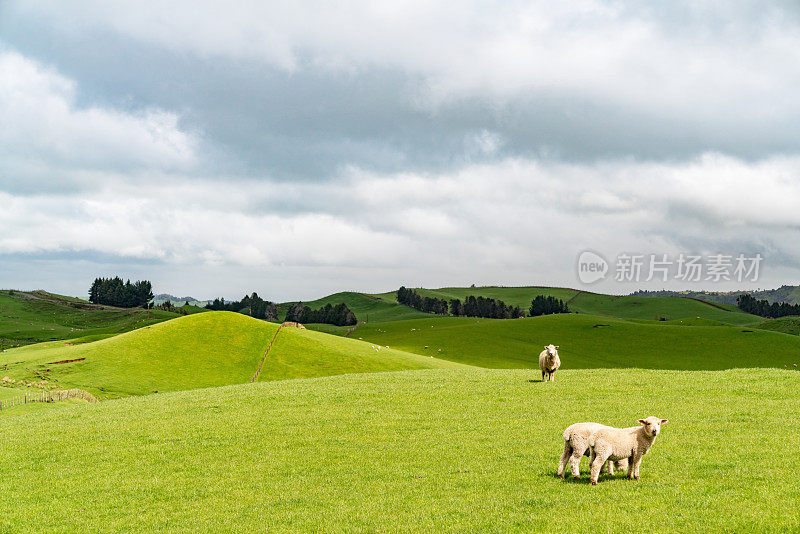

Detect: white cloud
[12,0,800,121]
[2,154,799,296]
[2,3,800,298]
[0,48,197,180]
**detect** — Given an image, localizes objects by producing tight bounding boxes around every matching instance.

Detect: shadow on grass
[544,471,633,485]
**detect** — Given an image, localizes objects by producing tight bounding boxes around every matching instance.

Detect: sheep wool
[538,344,561,382]
[588,416,668,485]
[558,422,629,479]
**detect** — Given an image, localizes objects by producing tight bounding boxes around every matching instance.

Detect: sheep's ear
[660,419,668,424]
[638,419,646,425]
[555,346,559,349]
[544,346,548,349]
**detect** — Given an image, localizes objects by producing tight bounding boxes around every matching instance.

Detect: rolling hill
[342,314,800,370]
[633,284,800,306]
[0,290,177,351]
[279,291,430,323]
[367,286,760,324]
[0,311,466,399]
[285,286,760,332]
[0,368,796,532]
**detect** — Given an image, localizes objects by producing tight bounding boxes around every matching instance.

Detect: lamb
[588,416,668,485]
[538,344,560,381]
[558,422,628,479]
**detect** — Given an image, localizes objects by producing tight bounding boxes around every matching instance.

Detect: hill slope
[0,368,796,532]
[367,286,759,324]
[346,314,800,370]
[0,290,177,350]
[257,326,469,381]
[279,291,429,323]
[0,312,465,398]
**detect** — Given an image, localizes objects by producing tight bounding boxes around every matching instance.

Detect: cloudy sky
[2,1,800,301]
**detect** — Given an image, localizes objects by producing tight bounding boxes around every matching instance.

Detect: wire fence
[0,388,98,410]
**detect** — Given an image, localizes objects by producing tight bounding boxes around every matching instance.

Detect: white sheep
[538,344,560,382]
[558,422,628,479]
[588,416,668,485]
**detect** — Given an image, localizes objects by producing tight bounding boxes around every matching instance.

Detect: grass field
[754,316,800,335]
[0,290,177,351]
[279,291,430,323]
[0,312,465,399]
[0,368,796,532]
[373,286,580,308]
[344,314,800,370]
[365,286,760,324]
[567,292,759,324]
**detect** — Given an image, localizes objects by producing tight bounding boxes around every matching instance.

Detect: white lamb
[538,344,560,382]
[588,416,668,485]
[558,422,628,479]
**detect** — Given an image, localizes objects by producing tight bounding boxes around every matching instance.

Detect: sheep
[558,422,628,479]
[538,344,560,381]
[588,417,668,485]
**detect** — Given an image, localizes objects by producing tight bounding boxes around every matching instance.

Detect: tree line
[284,302,357,326]
[737,294,800,318]
[449,295,526,319]
[396,286,449,314]
[396,286,527,319]
[528,295,570,316]
[89,277,153,308]
[205,293,279,321]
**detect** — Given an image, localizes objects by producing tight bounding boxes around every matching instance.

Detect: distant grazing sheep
[538,344,560,381]
[558,422,629,479]
[589,417,668,485]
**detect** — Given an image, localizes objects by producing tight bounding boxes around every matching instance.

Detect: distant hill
[152,294,211,307]
[0,290,176,351]
[631,285,800,306]
[367,286,759,324]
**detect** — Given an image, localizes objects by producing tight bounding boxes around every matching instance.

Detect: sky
[1,1,800,301]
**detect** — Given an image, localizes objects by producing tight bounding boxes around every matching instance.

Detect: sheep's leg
[550,371,555,382]
[626,456,635,478]
[606,460,614,475]
[569,450,583,478]
[632,454,643,480]
[590,450,610,485]
[541,370,546,381]
[558,442,571,478]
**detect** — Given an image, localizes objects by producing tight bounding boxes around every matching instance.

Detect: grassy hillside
[346,314,800,370]
[366,286,759,324]
[754,316,800,335]
[567,292,758,324]
[0,311,276,398]
[279,291,429,323]
[0,368,796,532]
[374,286,579,308]
[0,312,465,399]
[634,284,800,306]
[0,290,176,350]
[257,326,469,381]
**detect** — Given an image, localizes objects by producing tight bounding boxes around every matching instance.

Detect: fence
[0,388,98,410]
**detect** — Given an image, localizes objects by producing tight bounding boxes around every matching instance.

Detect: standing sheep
[538,344,560,382]
[589,416,668,485]
[558,422,629,479]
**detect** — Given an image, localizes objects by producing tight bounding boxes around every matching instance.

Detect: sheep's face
[638,416,668,437]
[543,344,559,360]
